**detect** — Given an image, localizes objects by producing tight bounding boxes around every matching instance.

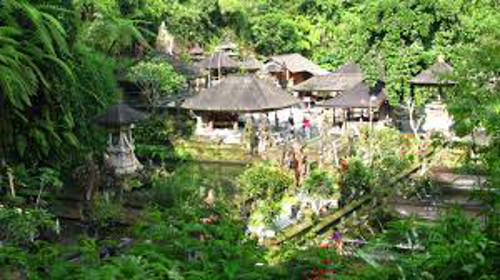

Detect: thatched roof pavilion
[196,51,240,70]
[182,75,301,112]
[410,58,454,86]
[241,56,263,72]
[155,52,201,78]
[187,44,204,56]
[335,62,362,74]
[318,81,386,108]
[293,62,363,93]
[94,103,148,127]
[268,53,330,76]
[262,61,285,74]
[217,38,238,52]
[293,74,363,92]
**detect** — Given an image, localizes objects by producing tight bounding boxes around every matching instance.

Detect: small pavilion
[195,52,240,87]
[317,81,387,127]
[410,56,454,96]
[181,75,301,131]
[266,53,330,89]
[94,103,147,175]
[241,56,263,74]
[216,38,238,58]
[410,56,455,133]
[187,44,205,62]
[293,62,364,104]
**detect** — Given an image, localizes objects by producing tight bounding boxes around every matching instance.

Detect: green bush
[127,58,186,108]
[148,164,203,208]
[0,206,57,245]
[134,113,195,145]
[86,194,124,234]
[356,208,500,279]
[340,157,374,202]
[238,162,294,200]
[303,168,338,198]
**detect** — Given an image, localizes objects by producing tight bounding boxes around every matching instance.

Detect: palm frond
[17,1,57,56]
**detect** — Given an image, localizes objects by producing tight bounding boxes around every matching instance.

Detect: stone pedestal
[106,130,142,175]
[423,101,453,134]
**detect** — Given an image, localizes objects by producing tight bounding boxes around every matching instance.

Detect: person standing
[302,116,311,139]
[288,114,295,139]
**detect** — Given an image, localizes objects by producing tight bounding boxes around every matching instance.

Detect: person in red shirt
[303,117,311,139]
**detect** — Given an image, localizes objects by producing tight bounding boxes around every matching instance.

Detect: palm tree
[74,0,150,56]
[0,0,73,162]
[0,0,72,110]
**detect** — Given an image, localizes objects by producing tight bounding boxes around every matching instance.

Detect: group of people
[287,114,312,140]
[243,110,318,158]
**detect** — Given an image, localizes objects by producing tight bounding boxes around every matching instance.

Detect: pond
[52,160,248,244]
[181,160,247,197]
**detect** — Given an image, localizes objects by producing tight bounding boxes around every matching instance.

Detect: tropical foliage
[128,58,186,108]
[0,0,499,279]
[238,161,294,200]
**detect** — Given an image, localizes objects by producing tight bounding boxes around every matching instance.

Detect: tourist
[331,230,344,255]
[303,116,311,139]
[288,114,295,137]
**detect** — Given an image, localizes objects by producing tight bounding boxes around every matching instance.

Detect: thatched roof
[293,62,363,92]
[318,81,386,108]
[182,75,301,112]
[94,103,148,127]
[187,44,204,55]
[410,60,454,86]
[156,52,201,78]
[334,62,363,74]
[268,53,330,75]
[218,38,237,51]
[262,61,285,73]
[196,52,240,70]
[241,56,263,71]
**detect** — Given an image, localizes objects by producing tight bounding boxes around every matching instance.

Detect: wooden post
[275,111,279,129]
[333,108,336,128]
[344,109,348,130]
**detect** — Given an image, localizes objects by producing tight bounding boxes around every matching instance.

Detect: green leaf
[15,135,27,157]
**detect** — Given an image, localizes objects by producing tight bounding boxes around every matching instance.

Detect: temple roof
[262,61,285,73]
[218,38,237,51]
[334,62,363,75]
[318,81,386,108]
[241,56,263,71]
[94,103,148,127]
[410,60,454,86]
[187,44,204,55]
[155,52,201,77]
[182,75,301,112]
[196,52,240,70]
[268,53,330,75]
[293,62,363,92]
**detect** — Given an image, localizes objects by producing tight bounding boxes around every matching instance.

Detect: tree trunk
[7,169,15,198]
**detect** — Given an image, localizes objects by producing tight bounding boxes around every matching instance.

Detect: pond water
[184,160,247,196]
[49,160,248,246]
[392,183,485,220]
[54,160,485,247]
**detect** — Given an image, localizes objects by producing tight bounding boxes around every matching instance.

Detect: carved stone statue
[94,103,147,176]
[155,21,174,55]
